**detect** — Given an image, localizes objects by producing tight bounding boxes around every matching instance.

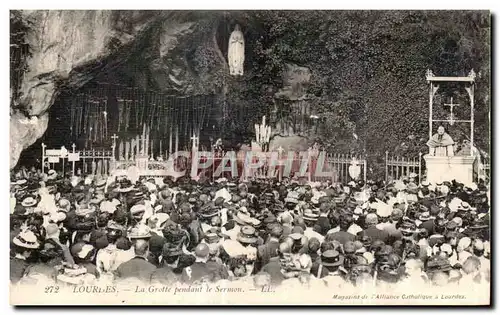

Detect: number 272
[44,286,59,293]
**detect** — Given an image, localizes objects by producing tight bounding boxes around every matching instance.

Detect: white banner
[48,156,60,163]
[67,153,80,162]
[45,149,61,157]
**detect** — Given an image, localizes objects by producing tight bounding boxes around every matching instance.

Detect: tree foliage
[222,10,489,177]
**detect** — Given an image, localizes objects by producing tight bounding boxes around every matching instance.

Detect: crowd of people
[9,166,490,292]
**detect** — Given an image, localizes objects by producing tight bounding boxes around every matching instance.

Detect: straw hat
[221,239,247,258]
[303,209,319,222]
[13,230,40,249]
[47,170,57,180]
[129,224,152,239]
[321,250,344,267]
[21,196,38,208]
[130,204,146,215]
[236,226,258,244]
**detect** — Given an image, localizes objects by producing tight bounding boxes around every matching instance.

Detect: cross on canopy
[444,97,460,125]
[191,134,199,151]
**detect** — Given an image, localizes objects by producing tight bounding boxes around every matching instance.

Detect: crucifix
[191,134,199,151]
[71,143,76,176]
[444,97,460,125]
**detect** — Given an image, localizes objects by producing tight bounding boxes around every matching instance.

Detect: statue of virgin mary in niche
[228,24,245,76]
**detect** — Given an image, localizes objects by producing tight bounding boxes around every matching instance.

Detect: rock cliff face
[11,10,162,168]
[10,10,227,169]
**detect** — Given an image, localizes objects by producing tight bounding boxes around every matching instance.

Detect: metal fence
[78,148,114,176]
[385,151,423,183]
[197,151,367,183]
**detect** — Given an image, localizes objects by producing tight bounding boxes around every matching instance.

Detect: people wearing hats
[254,224,282,273]
[45,223,75,267]
[357,213,390,244]
[115,239,157,283]
[237,226,260,247]
[21,196,38,214]
[311,249,345,279]
[7,163,492,291]
[312,204,331,236]
[303,209,324,243]
[150,243,183,285]
[326,215,355,246]
[70,242,98,278]
[259,242,290,286]
[288,226,308,254]
[11,230,40,284]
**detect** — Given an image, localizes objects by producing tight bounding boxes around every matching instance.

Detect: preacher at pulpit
[427,126,455,156]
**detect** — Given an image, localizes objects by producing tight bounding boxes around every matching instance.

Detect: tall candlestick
[136,135,140,155]
[125,141,130,160]
[175,125,179,153]
[131,139,136,158]
[119,141,124,160]
[142,124,146,155]
[146,126,150,157]
[169,125,173,154]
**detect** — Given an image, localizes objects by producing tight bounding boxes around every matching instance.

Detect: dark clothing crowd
[10,167,490,291]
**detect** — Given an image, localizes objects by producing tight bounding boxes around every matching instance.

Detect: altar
[424,155,476,186]
[423,70,479,186]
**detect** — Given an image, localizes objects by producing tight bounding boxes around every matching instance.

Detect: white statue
[228,24,245,76]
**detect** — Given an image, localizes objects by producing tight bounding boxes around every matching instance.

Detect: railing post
[385,151,389,182]
[396,155,400,180]
[83,149,87,174]
[363,158,367,183]
[418,152,423,184]
[41,143,46,174]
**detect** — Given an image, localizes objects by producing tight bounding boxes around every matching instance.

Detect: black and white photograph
[8,9,491,305]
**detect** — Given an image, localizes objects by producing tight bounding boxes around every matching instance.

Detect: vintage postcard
[9,10,490,305]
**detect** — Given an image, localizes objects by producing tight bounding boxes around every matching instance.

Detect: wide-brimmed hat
[418,211,433,221]
[162,243,183,257]
[117,184,134,193]
[56,266,90,285]
[321,250,344,267]
[21,196,38,208]
[129,225,152,239]
[94,178,107,190]
[234,211,260,227]
[284,191,300,204]
[13,230,40,249]
[289,226,305,241]
[47,170,57,180]
[400,221,417,234]
[75,207,95,217]
[221,239,248,258]
[204,232,220,244]
[70,242,95,260]
[236,226,258,244]
[13,179,27,186]
[199,203,219,219]
[130,204,146,215]
[107,220,126,232]
[426,255,452,273]
[49,211,67,224]
[457,201,471,211]
[303,209,319,222]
